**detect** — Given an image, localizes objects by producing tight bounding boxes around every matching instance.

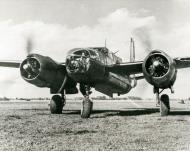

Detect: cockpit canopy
[66,47,122,65]
[67,48,99,59]
[73,50,90,57]
[66,49,92,73]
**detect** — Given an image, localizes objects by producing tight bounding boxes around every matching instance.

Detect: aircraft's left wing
[0,60,21,68]
[106,57,190,78]
[106,61,143,74]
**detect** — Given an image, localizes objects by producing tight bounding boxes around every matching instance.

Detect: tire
[81,98,93,118]
[50,95,63,114]
[160,94,170,116]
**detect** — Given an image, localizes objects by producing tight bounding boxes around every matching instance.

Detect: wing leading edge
[106,61,144,80]
[1,57,190,75]
[0,60,21,68]
[174,57,190,69]
[106,61,143,74]
[106,57,190,77]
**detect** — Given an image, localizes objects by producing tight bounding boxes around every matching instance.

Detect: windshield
[73,50,90,57]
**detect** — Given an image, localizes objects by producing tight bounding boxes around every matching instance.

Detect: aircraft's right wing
[0,60,21,68]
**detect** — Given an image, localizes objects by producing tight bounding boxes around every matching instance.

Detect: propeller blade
[26,37,33,55]
[133,27,152,52]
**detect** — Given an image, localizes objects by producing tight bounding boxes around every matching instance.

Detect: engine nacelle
[20,54,77,94]
[142,50,177,89]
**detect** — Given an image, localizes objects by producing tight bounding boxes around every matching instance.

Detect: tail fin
[130,38,135,62]
[130,38,137,87]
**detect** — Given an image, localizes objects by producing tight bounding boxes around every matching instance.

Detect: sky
[0,0,190,98]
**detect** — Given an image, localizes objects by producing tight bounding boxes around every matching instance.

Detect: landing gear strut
[154,87,170,116]
[80,84,93,118]
[50,94,66,114]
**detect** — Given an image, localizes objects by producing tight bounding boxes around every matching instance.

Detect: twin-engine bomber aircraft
[0,38,190,118]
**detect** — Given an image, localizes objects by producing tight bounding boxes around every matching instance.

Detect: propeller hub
[23,64,30,70]
[153,60,160,67]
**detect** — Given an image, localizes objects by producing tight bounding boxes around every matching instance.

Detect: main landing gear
[50,94,66,114]
[49,84,93,118]
[80,84,93,118]
[154,87,171,116]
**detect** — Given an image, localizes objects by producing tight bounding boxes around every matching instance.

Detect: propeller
[26,37,34,55]
[133,26,152,52]
[22,58,40,79]
[133,26,155,94]
[146,56,169,77]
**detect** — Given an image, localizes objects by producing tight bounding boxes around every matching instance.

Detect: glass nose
[66,55,87,73]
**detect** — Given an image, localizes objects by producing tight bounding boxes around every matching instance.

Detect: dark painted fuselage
[66,47,133,97]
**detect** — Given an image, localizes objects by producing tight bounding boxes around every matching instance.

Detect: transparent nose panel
[66,52,90,73]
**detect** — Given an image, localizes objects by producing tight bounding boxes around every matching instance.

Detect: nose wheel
[50,94,66,114]
[80,84,93,118]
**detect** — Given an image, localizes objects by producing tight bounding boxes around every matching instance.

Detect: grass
[0,100,190,150]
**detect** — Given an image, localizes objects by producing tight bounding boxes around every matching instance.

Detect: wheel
[81,97,93,118]
[160,94,170,116]
[50,95,64,114]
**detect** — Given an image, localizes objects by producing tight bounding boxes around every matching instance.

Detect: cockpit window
[73,50,90,57]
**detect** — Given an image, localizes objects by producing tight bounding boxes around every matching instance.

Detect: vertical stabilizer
[130,38,137,87]
[130,38,135,62]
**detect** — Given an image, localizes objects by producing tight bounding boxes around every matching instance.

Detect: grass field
[0,99,190,151]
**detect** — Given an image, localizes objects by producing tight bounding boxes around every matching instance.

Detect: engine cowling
[142,50,177,89]
[20,54,77,94]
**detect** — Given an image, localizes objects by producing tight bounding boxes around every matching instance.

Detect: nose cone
[69,59,80,71]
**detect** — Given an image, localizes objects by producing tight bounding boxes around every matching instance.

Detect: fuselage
[65,47,133,97]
